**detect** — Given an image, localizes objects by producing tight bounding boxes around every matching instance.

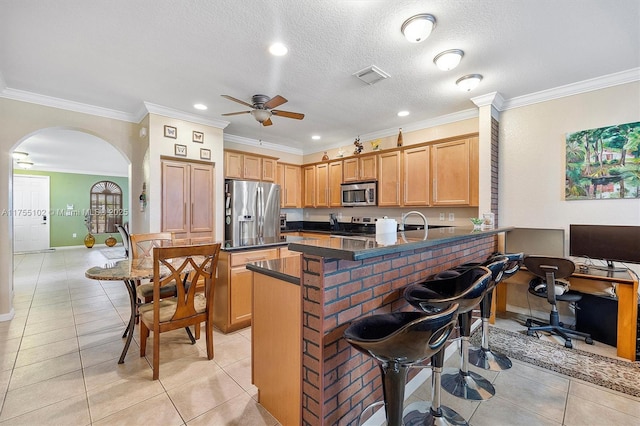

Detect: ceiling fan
[221,94,305,126]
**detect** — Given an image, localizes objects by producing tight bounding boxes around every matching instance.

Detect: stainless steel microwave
[341,181,377,207]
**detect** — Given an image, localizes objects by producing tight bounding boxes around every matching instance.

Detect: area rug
[99,246,126,260]
[470,326,640,397]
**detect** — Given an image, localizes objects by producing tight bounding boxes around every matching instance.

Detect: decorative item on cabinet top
[370,139,381,151]
[322,152,329,161]
[397,128,403,147]
[353,136,363,155]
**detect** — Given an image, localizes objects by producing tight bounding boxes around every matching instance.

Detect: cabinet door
[284,164,301,208]
[276,163,285,207]
[230,267,253,326]
[302,165,316,207]
[243,154,261,180]
[378,151,401,207]
[432,139,471,205]
[190,163,214,233]
[359,155,377,181]
[328,161,343,207]
[403,146,430,206]
[316,163,329,207]
[225,151,243,179]
[342,158,359,182]
[161,160,189,234]
[262,158,277,182]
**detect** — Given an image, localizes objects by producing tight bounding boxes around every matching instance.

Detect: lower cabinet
[214,248,279,333]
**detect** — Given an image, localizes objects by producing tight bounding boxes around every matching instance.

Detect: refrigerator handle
[257,186,264,238]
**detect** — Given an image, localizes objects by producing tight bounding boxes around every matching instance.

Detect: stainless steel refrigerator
[224,179,281,246]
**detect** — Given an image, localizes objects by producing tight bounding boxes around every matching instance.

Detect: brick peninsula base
[291,231,500,425]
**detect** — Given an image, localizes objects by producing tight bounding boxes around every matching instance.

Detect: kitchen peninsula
[249,226,511,425]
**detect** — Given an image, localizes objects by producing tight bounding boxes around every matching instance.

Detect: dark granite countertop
[287,226,513,261]
[222,235,304,251]
[246,256,301,285]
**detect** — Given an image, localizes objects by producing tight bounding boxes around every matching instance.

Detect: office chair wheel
[527,329,534,336]
[585,337,594,345]
[564,340,573,349]
[525,319,532,327]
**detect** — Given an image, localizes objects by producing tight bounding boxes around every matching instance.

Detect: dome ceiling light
[456,74,483,91]
[401,14,436,43]
[17,160,34,169]
[12,151,28,160]
[434,49,464,71]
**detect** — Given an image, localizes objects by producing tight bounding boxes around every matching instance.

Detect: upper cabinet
[431,137,479,206]
[302,161,342,208]
[302,165,316,207]
[343,155,377,182]
[277,163,302,208]
[224,150,278,181]
[377,150,402,207]
[403,146,431,206]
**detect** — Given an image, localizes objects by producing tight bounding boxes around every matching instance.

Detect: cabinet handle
[191,202,194,228]
[184,203,187,228]
[433,179,437,201]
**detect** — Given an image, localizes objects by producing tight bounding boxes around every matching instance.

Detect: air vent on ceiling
[352,65,390,85]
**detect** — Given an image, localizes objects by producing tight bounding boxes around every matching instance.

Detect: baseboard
[0,308,15,322]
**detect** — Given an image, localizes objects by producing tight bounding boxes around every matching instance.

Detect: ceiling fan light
[456,74,483,91]
[434,49,464,71]
[17,160,34,169]
[401,14,436,43]
[12,151,28,160]
[251,109,272,123]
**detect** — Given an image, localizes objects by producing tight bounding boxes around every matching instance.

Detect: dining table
[85,257,157,363]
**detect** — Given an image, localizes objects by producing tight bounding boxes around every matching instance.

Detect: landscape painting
[565,121,640,200]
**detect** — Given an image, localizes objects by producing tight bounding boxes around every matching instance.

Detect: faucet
[399,211,428,231]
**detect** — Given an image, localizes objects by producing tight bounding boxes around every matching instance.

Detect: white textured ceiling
[2,0,640,173]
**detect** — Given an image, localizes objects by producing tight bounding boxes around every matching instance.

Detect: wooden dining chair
[130,232,176,304]
[139,243,221,380]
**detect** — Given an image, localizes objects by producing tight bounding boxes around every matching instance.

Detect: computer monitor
[569,224,640,271]
[504,228,565,257]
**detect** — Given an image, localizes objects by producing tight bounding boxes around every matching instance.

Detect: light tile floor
[1,247,640,425]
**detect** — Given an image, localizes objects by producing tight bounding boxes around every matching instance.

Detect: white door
[13,175,50,252]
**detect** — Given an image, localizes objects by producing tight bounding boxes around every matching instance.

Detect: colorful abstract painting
[565,121,640,200]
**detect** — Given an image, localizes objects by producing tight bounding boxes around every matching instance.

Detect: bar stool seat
[344,305,459,426]
[402,266,492,425]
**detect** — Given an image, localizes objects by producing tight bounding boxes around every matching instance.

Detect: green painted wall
[14,170,129,247]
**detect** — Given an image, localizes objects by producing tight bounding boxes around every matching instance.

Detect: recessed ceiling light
[193,103,208,110]
[456,74,483,91]
[312,135,321,140]
[269,42,288,56]
[401,14,436,43]
[433,49,464,71]
[397,111,410,117]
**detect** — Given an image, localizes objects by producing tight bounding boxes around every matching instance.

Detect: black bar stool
[344,305,459,426]
[403,266,492,425]
[468,253,523,371]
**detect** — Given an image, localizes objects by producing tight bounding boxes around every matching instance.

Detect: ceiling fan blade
[221,95,253,108]
[272,110,305,120]
[262,118,273,126]
[264,95,287,109]
[221,111,251,116]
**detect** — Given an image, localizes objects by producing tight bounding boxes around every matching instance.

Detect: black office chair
[524,255,593,349]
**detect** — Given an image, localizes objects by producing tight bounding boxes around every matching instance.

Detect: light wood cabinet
[214,248,279,333]
[161,158,214,244]
[342,155,377,182]
[302,165,316,207]
[328,161,343,207]
[377,151,401,207]
[277,163,302,208]
[316,163,329,207]
[403,146,431,206]
[224,150,278,181]
[431,137,479,206]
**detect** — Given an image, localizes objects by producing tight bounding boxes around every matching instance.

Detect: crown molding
[224,133,304,155]
[502,67,640,110]
[143,102,230,129]
[0,87,138,122]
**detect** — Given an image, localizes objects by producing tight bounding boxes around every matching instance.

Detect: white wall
[499,82,640,274]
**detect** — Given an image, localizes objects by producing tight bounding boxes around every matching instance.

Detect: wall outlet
[439,213,445,221]
[72,233,77,238]
[448,213,455,221]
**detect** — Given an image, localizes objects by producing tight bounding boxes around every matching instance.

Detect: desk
[496,268,638,360]
[85,258,155,364]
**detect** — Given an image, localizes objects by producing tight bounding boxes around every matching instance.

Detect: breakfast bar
[250,226,510,425]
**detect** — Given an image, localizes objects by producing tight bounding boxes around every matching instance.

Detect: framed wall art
[164,125,177,139]
[200,148,211,160]
[193,131,204,143]
[565,121,640,200]
[174,144,187,157]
